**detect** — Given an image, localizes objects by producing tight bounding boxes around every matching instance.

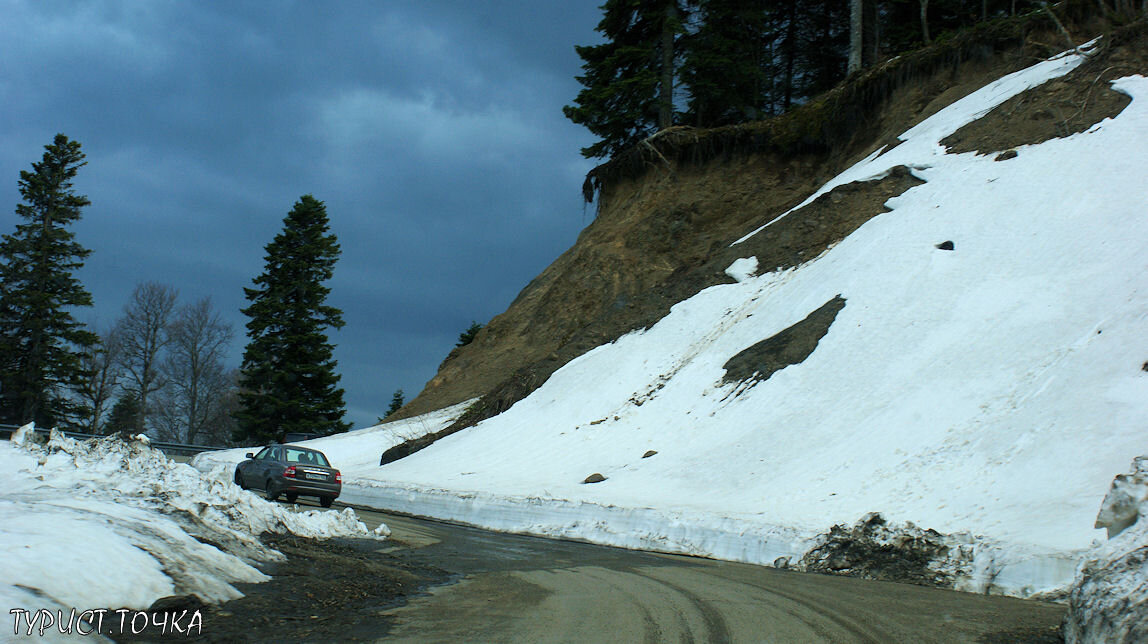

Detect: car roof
[279,443,324,454]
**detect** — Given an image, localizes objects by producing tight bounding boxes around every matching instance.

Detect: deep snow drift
[196,48,1148,599]
[1064,456,1148,642]
[1,424,382,642]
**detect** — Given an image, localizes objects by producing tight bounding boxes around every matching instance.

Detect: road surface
[338,505,1064,643]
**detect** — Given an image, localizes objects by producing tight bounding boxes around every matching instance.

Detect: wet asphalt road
[334,505,1065,643]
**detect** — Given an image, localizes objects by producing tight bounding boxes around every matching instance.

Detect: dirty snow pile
[0,424,377,621]
[198,46,1148,600]
[1064,456,1148,643]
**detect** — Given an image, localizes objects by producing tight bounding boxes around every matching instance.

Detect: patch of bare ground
[728,165,925,273]
[111,535,448,643]
[723,296,847,392]
[942,22,1148,155]
[800,513,959,587]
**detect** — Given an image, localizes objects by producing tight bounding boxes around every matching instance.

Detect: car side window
[254,447,271,460]
[270,446,282,462]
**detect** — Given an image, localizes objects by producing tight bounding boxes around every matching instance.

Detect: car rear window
[285,447,329,467]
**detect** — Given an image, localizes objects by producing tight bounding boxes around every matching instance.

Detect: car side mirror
[245,453,254,459]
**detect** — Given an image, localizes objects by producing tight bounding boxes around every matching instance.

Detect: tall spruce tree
[235,195,350,444]
[681,0,774,126]
[799,0,851,99]
[0,134,98,426]
[563,0,684,159]
[681,0,848,127]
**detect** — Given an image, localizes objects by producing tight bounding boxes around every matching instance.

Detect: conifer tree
[105,390,142,438]
[681,0,774,126]
[800,0,851,99]
[385,389,404,419]
[235,195,350,444]
[0,134,97,426]
[849,0,879,73]
[456,321,483,347]
[564,0,684,159]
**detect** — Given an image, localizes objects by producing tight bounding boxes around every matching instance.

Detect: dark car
[234,444,342,507]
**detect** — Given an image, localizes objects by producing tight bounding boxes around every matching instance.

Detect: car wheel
[285,492,298,503]
[265,480,279,501]
[320,497,334,508]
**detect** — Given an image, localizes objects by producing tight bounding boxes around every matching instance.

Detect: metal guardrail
[0,423,231,456]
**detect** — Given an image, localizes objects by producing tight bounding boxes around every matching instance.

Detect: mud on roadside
[110,534,450,643]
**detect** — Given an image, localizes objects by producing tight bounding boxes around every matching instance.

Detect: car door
[241,446,271,487]
[260,446,282,486]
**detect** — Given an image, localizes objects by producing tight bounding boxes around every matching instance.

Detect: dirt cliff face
[396,20,1144,426]
[397,150,837,421]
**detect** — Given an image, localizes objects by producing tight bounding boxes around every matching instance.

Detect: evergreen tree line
[566,0,1053,159]
[0,134,354,446]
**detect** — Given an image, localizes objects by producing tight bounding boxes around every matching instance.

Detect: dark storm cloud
[0,1,604,428]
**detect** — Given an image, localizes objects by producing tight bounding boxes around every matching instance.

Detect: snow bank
[339,479,811,565]
[1065,457,1148,642]
[1,424,379,631]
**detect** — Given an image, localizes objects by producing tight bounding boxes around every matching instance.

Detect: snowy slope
[198,48,1148,598]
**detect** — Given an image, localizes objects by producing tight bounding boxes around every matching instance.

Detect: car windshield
[284,447,329,467]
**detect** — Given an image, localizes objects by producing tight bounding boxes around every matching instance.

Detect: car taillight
[334,470,342,484]
[283,466,297,479]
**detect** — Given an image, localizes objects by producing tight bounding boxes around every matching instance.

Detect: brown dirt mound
[800,513,956,588]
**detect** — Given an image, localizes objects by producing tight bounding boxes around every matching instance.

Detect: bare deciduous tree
[155,297,233,444]
[196,368,242,447]
[115,282,178,435]
[74,326,122,434]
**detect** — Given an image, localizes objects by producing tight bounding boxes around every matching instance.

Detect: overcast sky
[0,1,605,431]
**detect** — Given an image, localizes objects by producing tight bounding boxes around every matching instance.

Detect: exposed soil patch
[110,535,448,643]
[395,150,837,424]
[726,165,925,274]
[977,624,1065,644]
[723,295,846,389]
[942,24,1148,155]
[800,513,961,588]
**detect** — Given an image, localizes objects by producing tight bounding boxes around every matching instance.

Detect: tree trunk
[921,0,931,44]
[782,0,798,109]
[116,282,178,436]
[849,0,863,74]
[862,0,878,68]
[659,1,676,130]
